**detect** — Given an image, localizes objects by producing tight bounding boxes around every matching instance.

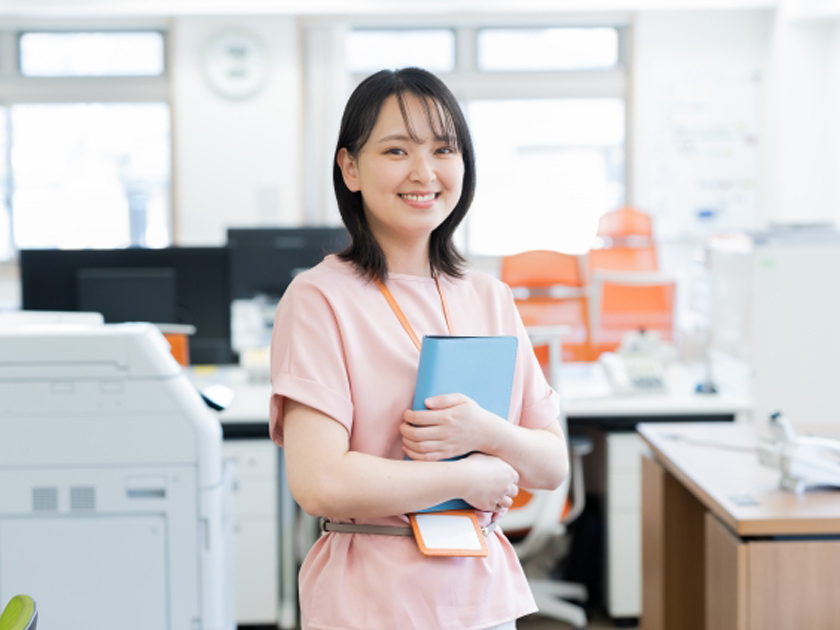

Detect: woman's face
[338,93,465,248]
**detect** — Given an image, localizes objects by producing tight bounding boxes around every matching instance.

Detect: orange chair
[501,250,592,363]
[587,245,658,277]
[596,206,654,245]
[588,271,676,357]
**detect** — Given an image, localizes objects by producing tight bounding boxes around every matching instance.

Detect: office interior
[1,1,840,629]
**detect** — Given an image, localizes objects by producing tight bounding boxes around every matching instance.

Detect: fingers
[403,408,444,427]
[494,484,519,510]
[423,393,469,409]
[399,419,442,441]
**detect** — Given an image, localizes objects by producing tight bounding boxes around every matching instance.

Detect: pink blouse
[270,255,561,630]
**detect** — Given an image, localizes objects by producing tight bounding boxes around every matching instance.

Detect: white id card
[409,510,488,557]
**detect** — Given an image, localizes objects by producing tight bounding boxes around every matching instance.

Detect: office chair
[596,206,654,247]
[588,271,677,357]
[499,423,592,629]
[587,245,658,278]
[501,250,592,363]
[0,595,38,630]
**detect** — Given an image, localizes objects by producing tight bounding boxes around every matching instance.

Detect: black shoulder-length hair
[333,67,476,281]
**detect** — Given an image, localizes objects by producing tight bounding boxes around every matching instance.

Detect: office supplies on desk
[598,330,673,395]
[759,411,840,494]
[412,335,518,512]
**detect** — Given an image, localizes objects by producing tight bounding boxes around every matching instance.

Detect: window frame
[0,23,173,262]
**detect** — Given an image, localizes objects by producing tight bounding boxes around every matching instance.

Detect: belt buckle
[319,517,328,534]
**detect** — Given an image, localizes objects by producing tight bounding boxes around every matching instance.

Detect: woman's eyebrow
[376,133,425,144]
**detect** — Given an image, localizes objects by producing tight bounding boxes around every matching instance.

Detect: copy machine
[0,317,234,630]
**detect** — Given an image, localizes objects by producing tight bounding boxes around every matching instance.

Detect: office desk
[559,362,752,622]
[639,422,840,630]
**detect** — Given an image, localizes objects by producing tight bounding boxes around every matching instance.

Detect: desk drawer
[607,432,645,472]
[233,477,277,517]
[607,510,642,617]
[223,441,278,479]
[608,471,641,511]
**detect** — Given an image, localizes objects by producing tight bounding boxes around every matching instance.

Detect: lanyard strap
[375,274,454,352]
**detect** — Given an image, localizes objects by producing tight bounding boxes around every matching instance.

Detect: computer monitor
[20,247,235,365]
[77,267,178,325]
[226,227,350,300]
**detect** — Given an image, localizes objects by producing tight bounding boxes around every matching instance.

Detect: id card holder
[409,510,488,557]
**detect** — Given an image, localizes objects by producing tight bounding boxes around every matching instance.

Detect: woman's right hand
[459,453,520,512]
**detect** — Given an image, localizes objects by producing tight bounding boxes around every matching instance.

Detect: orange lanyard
[375,275,454,352]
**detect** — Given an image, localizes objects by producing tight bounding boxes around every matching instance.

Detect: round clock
[201,30,268,100]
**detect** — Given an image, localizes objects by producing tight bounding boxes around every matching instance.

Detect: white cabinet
[604,432,645,619]
[222,440,279,626]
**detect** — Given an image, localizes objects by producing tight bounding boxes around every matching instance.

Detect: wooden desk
[639,422,840,630]
[559,363,751,621]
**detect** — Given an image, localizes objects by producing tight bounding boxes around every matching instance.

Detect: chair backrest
[0,595,38,630]
[501,250,583,288]
[587,246,658,277]
[589,272,676,356]
[596,206,654,244]
[501,250,591,362]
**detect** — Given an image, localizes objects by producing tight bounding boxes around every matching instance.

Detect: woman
[270,67,569,630]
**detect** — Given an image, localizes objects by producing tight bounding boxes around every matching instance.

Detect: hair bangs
[395,89,460,150]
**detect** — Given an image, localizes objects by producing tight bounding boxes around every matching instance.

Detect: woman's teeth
[401,193,436,202]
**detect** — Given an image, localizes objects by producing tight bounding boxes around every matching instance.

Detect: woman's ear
[337,148,361,192]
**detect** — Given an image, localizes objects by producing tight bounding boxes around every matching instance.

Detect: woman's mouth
[399,193,438,202]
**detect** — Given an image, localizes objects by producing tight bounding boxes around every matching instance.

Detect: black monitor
[226,227,349,300]
[20,247,235,365]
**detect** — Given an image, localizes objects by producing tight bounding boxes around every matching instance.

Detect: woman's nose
[409,154,436,184]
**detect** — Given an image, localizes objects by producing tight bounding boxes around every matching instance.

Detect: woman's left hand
[400,393,499,461]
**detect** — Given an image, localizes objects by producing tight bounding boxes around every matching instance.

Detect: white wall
[171,15,301,245]
[766,15,840,225]
[631,10,774,240]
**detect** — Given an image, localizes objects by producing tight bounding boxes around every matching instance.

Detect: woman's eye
[384,147,406,156]
[436,146,456,155]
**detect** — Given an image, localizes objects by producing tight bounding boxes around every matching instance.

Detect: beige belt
[320,517,497,537]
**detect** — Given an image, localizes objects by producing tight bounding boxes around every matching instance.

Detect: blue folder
[411,335,518,512]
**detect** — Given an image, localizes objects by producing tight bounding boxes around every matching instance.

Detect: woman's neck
[378,234,432,278]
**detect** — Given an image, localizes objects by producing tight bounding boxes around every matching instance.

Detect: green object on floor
[0,595,38,630]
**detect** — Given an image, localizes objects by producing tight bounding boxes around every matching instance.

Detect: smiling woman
[332,68,476,282]
[270,68,569,630]
[335,92,465,276]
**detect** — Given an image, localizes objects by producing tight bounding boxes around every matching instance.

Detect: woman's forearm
[306,452,466,519]
[481,418,569,490]
[283,401,519,520]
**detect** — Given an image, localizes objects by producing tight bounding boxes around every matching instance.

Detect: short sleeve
[268,278,353,447]
[506,285,562,430]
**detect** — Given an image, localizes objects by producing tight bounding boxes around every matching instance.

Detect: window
[477,28,619,71]
[468,99,624,255]
[19,31,165,77]
[0,29,171,259]
[11,103,170,250]
[331,23,627,256]
[346,29,455,74]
